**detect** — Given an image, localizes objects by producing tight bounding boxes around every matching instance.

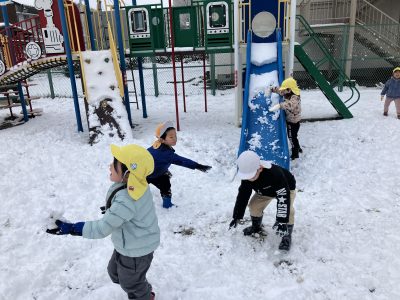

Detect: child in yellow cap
[269,77,302,160]
[381,67,400,119]
[47,144,159,300]
[147,121,212,208]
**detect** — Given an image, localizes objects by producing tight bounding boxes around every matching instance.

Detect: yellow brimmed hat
[152,121,174,149]
[279,77,300,96]
[111,144,154,200]
[393,67,400,73]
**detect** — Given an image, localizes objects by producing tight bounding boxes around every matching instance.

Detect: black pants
[147,172,172,198]
[107,250,154,300]
[286,121,301,150]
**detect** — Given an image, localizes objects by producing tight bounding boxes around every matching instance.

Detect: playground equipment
[236,0,290,169]
[235,0,362,168]
[0,0,133,143]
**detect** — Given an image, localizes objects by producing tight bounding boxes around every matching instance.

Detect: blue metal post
[83,0,96,50]
[1,5,29,122]
[132,0,147,118]
[57,0,83,132]
[114,0,133,126]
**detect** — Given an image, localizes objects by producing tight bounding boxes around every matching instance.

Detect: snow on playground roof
[251,43,277,66]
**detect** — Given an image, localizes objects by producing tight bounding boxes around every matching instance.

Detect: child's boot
[383,111,388,116]
[279,224,294,251]
[243,215,263,235]
[291,148,299,160]
[150,291,155,300]
[162,196,174,208]
[397,114,400,119]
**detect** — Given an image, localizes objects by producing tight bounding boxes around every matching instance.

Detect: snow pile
[251,42,277,66]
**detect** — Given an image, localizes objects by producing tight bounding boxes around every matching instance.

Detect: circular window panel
[252,12,276,38]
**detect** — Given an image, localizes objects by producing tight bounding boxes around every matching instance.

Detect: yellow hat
[110,144,154,200]
[393,67,400,73]
[152,121,174,149]
[279,77,300,96]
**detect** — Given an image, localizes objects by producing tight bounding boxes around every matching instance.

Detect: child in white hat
[47,144,159,300]
[147,121,212,208]
[229,150,297,251]
[381,67,400,119]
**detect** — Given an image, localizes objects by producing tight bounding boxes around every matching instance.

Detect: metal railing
[299,0,400,48]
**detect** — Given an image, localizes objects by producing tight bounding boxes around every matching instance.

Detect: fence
[294,23,400,89]
[25,22,400,98]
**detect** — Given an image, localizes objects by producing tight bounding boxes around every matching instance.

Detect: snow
[251,43,277,66]
[1,80,400,299]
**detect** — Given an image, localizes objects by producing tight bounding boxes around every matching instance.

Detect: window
[131,10,147,32]
[179,13,191,30]
[209,4,226,28]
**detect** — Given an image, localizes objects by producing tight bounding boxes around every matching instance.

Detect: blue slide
[238,29,290,170]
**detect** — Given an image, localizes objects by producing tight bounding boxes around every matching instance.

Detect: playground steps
[294,44,353,119]
[0,55,79,86]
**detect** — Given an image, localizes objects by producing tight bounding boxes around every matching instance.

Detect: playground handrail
[296,14,360,108]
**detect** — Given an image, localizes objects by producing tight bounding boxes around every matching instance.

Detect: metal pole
[168,0,180,131]
[47,69,55,98]
[1,5,29,122]
[180,54,186,112]
[152,57,159,97]
[233,0,241,127]
[203,52,207,112]
[287,0,296,77]
[345,0,357,78]
[114,0,133,126]
[210,53,216,96]
[57,0,83,132]
[83,0,96,50]
[132,0,147,119]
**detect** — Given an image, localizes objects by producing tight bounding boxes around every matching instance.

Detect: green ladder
[295,15,361,119]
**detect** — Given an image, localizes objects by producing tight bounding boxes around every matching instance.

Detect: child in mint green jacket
[47,144,159,300]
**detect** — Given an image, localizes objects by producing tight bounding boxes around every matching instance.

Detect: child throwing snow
[381,67,400,119]
[47,144,159,300]
[147,121,212,208]
[269,77,302,160]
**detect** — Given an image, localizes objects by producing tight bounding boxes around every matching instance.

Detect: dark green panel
[173,7,198,48]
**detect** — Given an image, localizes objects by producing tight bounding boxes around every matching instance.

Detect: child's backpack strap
[106,184,127,210]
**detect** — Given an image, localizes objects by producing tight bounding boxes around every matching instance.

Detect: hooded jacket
[381,77,400,99]
[82,183,160,257]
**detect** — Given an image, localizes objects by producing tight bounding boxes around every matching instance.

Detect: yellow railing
[0,34,13,69]
[107,22,124,98]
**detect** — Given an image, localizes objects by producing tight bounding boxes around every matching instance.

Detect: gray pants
[107,250,154,300]
[383,97,400,116]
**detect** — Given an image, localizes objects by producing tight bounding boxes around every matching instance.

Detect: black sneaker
[383,112,388,116]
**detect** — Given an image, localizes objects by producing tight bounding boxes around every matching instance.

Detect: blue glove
[46,220,84,236]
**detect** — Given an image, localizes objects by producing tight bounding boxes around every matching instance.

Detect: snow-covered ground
[1,84,400,300]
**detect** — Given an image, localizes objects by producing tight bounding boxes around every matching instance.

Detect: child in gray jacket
[47,144,159,300]
[381,67,400,119]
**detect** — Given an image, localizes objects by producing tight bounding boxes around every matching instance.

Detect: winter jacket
[381,77,400,99]
[279,93,301,123]
[147,143,198,179]
[82,182,160,257]
[232,165,296,224]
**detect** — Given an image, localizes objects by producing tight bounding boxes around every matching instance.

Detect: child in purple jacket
[381,67,400,119]
[147,121,212,208]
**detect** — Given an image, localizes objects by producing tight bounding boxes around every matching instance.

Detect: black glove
[46,220,84,236]
[273,222,289,237]
[229,218,238,229]
[196,164,212,173]
[100,206,106,214]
